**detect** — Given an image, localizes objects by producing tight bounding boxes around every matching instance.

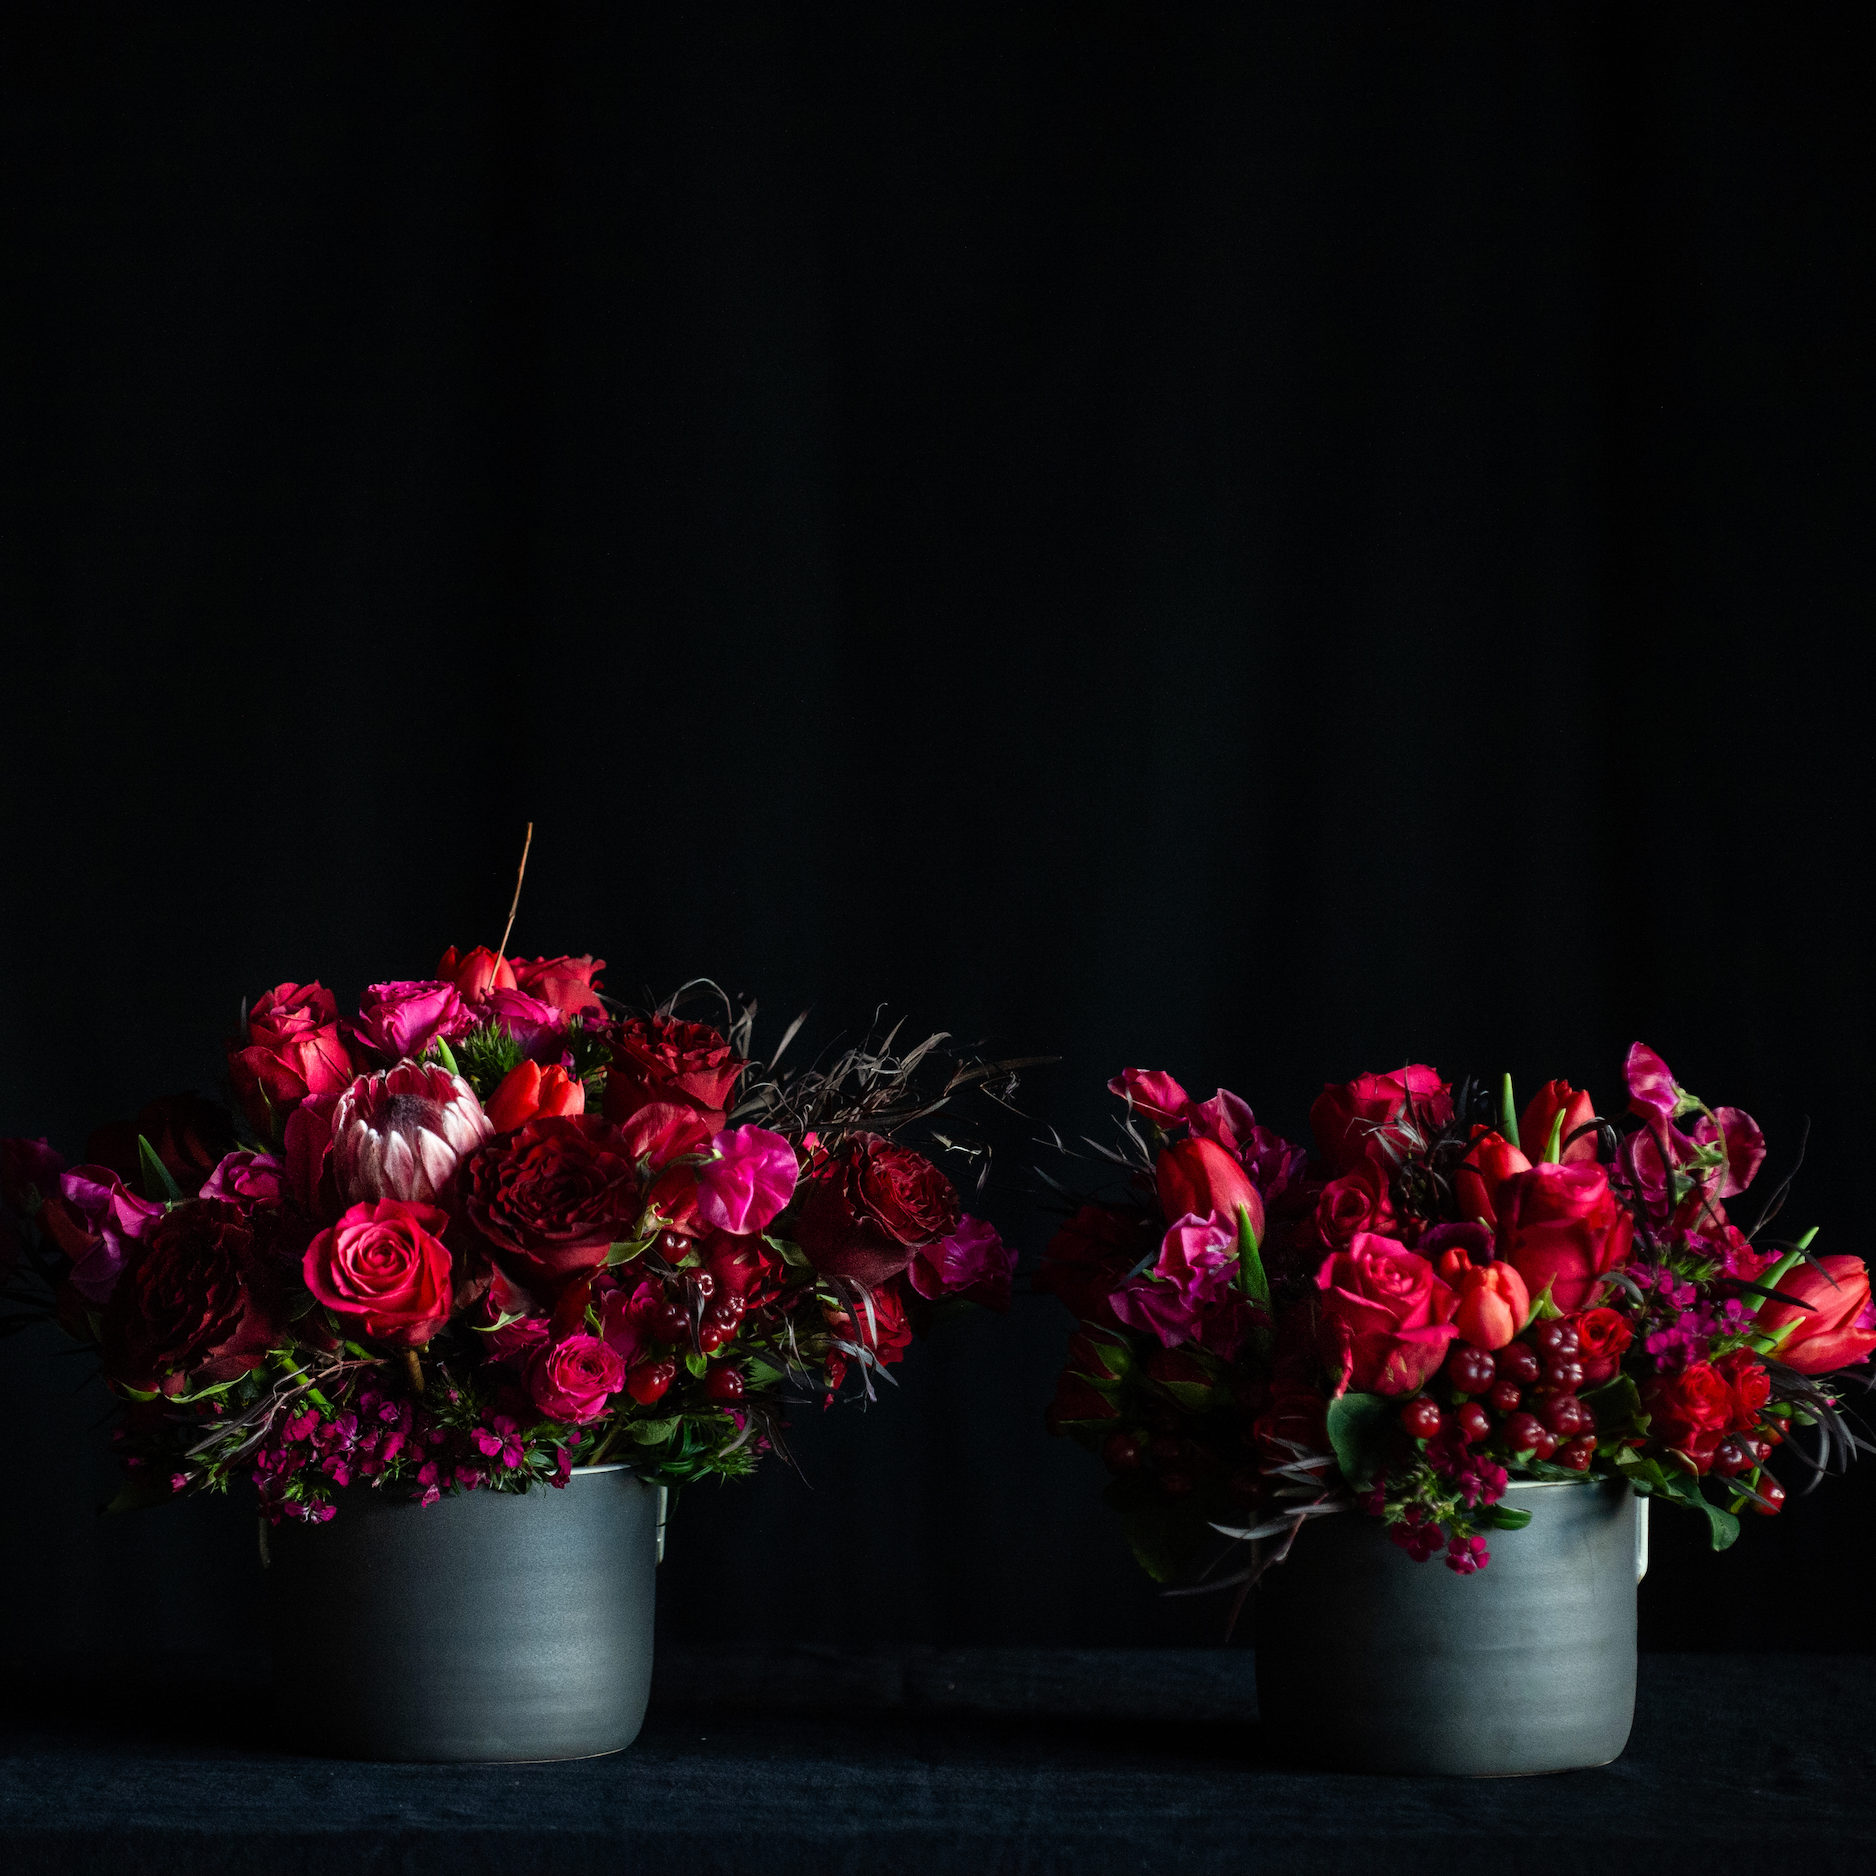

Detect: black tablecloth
[4,1648,1871,1875]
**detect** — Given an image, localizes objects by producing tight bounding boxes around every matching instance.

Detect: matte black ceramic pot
[265,1464,659,1762]
[1256,1479,1646,1776]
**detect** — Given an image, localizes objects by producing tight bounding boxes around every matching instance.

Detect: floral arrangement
[0,944,1019,1523]
[1039,1045,1872,1589]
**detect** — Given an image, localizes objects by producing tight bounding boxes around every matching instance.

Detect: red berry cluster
[625,1265,746,1409]
[1399,1319,1599,1473]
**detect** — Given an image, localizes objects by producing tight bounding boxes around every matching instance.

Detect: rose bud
[1569,1306,1633,1386]
[1520,1080,1599,1164]
[1044,1369,1124,1434]
[1155,1138,1264,1242]
[303,1198,454,1348]
[1143,1346,1217,1409]
[1756,1255,1876,1374]
[1453,1128,1532,1230]
[331,1062,495,1207]
[526,1332,626,1423]
[1453,1262,1530,1352]
[486,1060,586,1134]
[1106,1068,1192,1130]
[1067,1330,1132,1384]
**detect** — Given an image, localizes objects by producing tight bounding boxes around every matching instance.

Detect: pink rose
[303,1198,454,1347]
[1316,1232,1460,1395]
[478,989,568,1064]
[695,1126,798,1235]
[352,981,469,1062]
[527,1333,626,1423]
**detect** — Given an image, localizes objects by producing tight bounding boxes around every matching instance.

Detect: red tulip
[1155,1137,1263,1241]
[1454,1128,1532,1229]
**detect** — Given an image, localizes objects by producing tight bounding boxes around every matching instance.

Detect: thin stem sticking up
[498,822,534,959]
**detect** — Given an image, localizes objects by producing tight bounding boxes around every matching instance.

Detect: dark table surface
[3,1646,1871,1876]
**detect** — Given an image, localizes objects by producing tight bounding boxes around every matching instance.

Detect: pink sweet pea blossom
[1690,1107,1766,1198]
[908,1214,1015,1311]
[199,1151,286,1207]
[1624,1042,1695,1128]
[1107,1068,1191,1130]
[695,1126,798,1234]
[1107,1212,1238,1347]
[38,1166,165,1304]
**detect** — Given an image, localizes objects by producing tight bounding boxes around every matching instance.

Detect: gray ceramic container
[1255,1479,1646,1776]
[266,1464,659,1762]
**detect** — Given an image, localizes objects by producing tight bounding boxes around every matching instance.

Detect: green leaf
[432,1034,460,1077]
[137,1136,183,1204]
[1542,1109,1566,1164]
[1326,1390,1394,1492]
[1486,1505,1533,1530]
[1655,1469,1741,1551]
[1498,1073,1520,1148]
[764,1234,811,1268]
[1235,1205,1271,1312]
[606,1232,654,1266]
[1121,1502,1209,1583]
[683,1351,708,1380]
[624,1416,681,1445]
[1582,1373,1643,1438]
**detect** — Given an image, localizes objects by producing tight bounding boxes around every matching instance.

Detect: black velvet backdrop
[2,4,1870,1662]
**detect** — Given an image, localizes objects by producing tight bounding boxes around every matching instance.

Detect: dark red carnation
[602,1014,747,1129]
[791,1134,960,1286]
[465,1115,648,1279]
[100,1199,283,1394]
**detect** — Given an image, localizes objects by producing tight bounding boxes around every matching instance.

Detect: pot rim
[567,1462,637,1476]
[1501,1476,1627,1492]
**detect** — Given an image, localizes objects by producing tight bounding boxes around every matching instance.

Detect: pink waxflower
[1107,1068,1192,1130]
[908,1214,1015,1311]
[352,981,470,1062]
[331,1062,494,1206]
[695,1126,798,1235]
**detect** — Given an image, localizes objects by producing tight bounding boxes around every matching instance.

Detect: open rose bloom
[1,949,1019,1524]
[1040,1047,1870,1586]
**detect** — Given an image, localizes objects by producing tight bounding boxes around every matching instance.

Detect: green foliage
[137,1136,182,1204]
[455,1022,525,1098]
[1583,1373,1644,1439]
[564,1016,612,1092]
[1326,1390,1393,1491]
[1485,1504,1533,1531]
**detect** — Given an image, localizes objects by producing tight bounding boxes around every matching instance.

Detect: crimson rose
[792,1133,960,1286]
[1315,1232,1460,1395]
[304,1199,454,1346]
[1494,1161,1634,1314]
[1309,1065,1451,1176]
[100,1199,282,1393]
[228,982,353,1141]
[527,1332,626,1422]
[465,1114,652,1279]
[603,1013,746,1129]
[1641,1361,1732,1472]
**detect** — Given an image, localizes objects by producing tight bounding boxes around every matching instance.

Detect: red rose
[1521,1080,1599,1164]
[1310,1159,1395,1250]
[1254,1384,1330,1466]
[1315,1232,1460,1395]
[1712,1347,1771,1432]
[1756,1256,1876,1375]
[1033,1203,1156,1330]
[303,1198,454,1347]
[526,1332,626,1423]
[100,1199,282,1394]
[1309,1066,1452,1175]
[509,954,607,1020]
[1156,1137,1264,1239]
[1570,1306,1634,1386]
[1495,1162,1634,1314]
[792,1134,961,1286]
[1453,1128,1532,1230]
[227,982,354,1141]
[83,1093,237,1198]
[437,945,517,998]
[1641,1361,1732,1471]
[602,1014,747,1129]
[464,1115,648,1279]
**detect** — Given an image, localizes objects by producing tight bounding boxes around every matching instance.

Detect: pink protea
[331,1062,494,1206]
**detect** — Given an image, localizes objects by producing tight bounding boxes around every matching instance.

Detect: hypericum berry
[652,1302,690,1342]
[1558,1435,1596,1471]
[1498,1342,1543,1385]
[1447,1344,1497,1394]
[1503,1411,1546,1455]
[1712,1438,1754,1478]
[1101,1431,1144,1473]
[657,1230,690,1259]
[1401,1396,1445,1440]
[626,1360,676,1405]
[1538,1393,1589,1437]
[1455,1402,1492,1445]
[703,1366,744,1402]
[1752,1473,1786,1515]
[1530,1319,1581,1359]
[1759,1421,1785,1447]
[1544,1356,1585,1391]
[698,1322,731,1354]
[1487,1379,1522,1415]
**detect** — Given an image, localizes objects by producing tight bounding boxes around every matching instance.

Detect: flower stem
[403,1349,425,1397]
[1743,1227,1819,1318]
[582,1417,626,1469]
[273,1352,331,1412]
